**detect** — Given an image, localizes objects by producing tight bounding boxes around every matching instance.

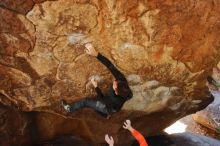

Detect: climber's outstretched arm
[85,43,126,81]
[96,53,126,81]
[123,120,148,146]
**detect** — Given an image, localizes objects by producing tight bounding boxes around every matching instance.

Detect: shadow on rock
[34,135,91,146]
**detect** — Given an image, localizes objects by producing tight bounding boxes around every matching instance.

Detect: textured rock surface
[1,0,220,145]
[193,62,220,132]
[180,115,220,140]
[193,93,220,132]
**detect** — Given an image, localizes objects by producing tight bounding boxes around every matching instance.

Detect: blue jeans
[69,98,115,116]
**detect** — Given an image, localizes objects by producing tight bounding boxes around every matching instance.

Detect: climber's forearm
[127,126,135,133]
[131,129,148,146]
[96,53,126,81]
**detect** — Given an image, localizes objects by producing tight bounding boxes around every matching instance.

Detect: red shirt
[131,129,148,146]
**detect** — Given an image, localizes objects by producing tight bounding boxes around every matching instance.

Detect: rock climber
[105,119,148,146]
[62,43,133,118]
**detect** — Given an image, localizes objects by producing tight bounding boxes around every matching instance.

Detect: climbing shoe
[61,100,70,112]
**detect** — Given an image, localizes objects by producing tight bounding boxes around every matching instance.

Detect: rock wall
[192,63,220,133]
[0,104,33,146]
[1,0,220,145]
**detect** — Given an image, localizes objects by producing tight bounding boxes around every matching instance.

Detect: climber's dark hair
[115,80,130,97]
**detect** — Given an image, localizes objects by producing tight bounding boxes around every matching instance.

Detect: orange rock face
[0,0,220,145]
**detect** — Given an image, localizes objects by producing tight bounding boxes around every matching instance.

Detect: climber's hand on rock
[85,43,98,57]
[105,134,114,146]
[91,78,98,87]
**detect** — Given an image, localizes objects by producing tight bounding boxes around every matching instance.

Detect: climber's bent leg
[68,98,110,115]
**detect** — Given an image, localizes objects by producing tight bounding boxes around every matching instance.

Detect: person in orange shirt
[105,120,148,146]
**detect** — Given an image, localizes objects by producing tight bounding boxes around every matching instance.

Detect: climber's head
[113,80,129,97]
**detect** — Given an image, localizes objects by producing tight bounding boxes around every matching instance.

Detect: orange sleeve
[131,129,148,146]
